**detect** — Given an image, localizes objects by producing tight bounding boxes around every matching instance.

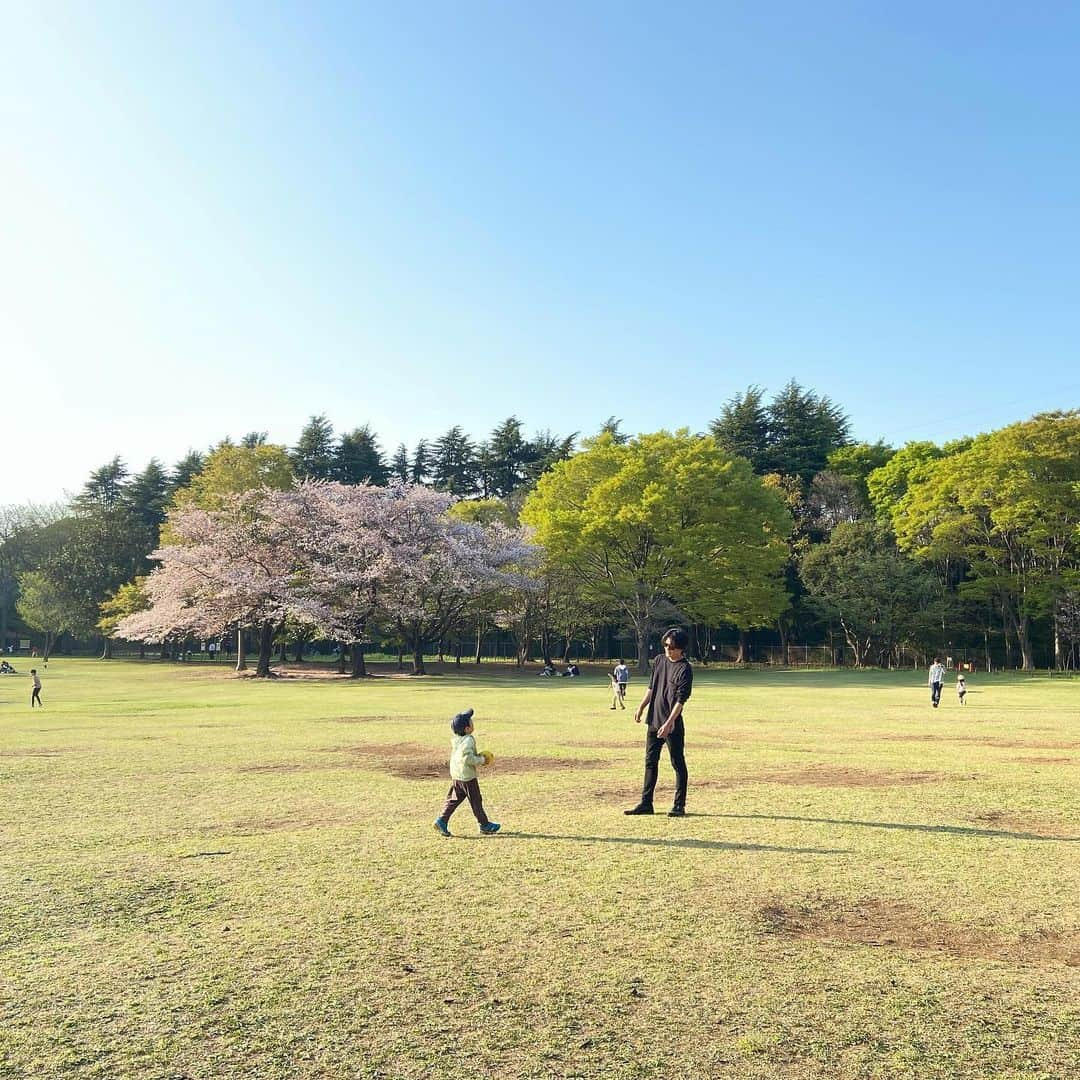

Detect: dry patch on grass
[0,747,81,758]
[224,814,355,835]
[322,742,608,781]
[757,765,950,788]
[1009,755,1075,764]
[965,809,1077,838]
[881,734,1080,750]
[757,897,1080,967]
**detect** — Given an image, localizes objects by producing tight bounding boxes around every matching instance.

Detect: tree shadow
[488,831,849,855]
[714,813,1079,843]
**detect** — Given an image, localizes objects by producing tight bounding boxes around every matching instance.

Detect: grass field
[1,660,1078,1079]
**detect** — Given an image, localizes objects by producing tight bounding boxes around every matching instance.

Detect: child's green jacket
[449,733,486,781]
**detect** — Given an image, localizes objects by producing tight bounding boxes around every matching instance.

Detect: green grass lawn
[2,660,1078,1079]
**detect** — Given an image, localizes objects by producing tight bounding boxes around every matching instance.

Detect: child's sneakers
[433,817,451,837]
[479,822,501,835]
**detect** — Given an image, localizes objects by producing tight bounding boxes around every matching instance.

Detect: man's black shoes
[667,808,686,817]
[624,805,654,815]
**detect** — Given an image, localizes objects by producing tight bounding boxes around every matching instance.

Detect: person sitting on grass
[433,708,500,837]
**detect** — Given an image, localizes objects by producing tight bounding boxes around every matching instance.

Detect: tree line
[3,386,1080,671]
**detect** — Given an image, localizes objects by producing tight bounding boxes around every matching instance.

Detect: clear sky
[4,2,1080,504]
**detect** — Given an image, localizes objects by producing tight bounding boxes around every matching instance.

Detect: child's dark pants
[441,779,489,826]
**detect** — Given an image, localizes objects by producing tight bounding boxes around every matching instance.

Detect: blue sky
[4,2,1080,503]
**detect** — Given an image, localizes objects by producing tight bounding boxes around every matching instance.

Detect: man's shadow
[713,812,1078,843]
[488,832,848,855]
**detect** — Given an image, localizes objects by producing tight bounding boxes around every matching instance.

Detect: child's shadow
[483,831,848,856]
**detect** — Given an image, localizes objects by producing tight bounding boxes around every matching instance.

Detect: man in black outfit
[625,627,693,818]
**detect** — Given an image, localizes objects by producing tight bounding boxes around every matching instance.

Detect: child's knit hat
[451,709,475,735]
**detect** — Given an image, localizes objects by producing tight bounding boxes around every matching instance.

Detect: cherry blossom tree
[117,489,312,676]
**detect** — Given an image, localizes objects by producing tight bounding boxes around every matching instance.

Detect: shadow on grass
[491,831,849,855]
[715,813,1079,843]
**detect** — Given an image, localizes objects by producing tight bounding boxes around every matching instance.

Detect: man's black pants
[931,681,942,707]
[641,720,687,811]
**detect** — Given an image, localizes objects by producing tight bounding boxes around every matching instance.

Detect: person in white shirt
[928,658,946,708]
[610,659,630,710]
[956,672,967,705]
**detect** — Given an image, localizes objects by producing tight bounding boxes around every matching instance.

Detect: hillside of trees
[3,383,1079,672]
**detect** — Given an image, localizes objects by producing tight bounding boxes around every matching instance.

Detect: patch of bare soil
[569,739,638,750]
[316,714,427,725]
[965,810,1076,838]
[225,814,353,835]
[757,898,1080,967]
[757,765,948,788]
[881,734,1080,750]
[325,742,607,781]
[1009,755,1074,764]
[0,747,77,758]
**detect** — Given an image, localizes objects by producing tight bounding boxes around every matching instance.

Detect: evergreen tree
[709,387,770,472]
[77,457,129,510]
[292,414,336,480]
[123,459,171,546]
[765,380,850,485]
[390,444,410,482]
[170,450,205,493]
[335,426,389,485]
[431,427,477,496]
[241,431,268,448]
[410,439,430,484]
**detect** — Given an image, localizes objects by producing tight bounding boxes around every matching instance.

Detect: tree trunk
[396,645,404,671]
[293,640,305,663]
[43,631,54,661]
[1017,612,1034,670]
[412,646,426,675]
[138,642,145,660]
[635,620,650,675]
[101,636,113,660]
[351,641,367,678]
[777,619,789,666]
[454,638,462,666]
[278,640,288,663]
[255,621,275,677]
[475,623,483,664]
[235,626,248,672]
[437,638,445,663]
[337,644,347,674]
[735,629,749,664]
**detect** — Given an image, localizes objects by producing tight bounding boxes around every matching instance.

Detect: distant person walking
[625,627,693,818]
[928,657,945,708]
[610,659,630,710]
[956,672,967,706]
[30,669,42,708]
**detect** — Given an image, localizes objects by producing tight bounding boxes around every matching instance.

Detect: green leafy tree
[16,570,80,659]
[891,413,1080,669]
[866,441,946,519]
[801,521,942,666]
[827,441,895,501]
[292,414,336,480]
[171,444,294,513]
[522,430,792,672]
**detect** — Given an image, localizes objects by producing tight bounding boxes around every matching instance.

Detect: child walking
[956,672,967,705]
[433,708,500,837]
[30,669,42,708]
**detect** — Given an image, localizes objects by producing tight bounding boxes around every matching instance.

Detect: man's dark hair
[662,627,689,651]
